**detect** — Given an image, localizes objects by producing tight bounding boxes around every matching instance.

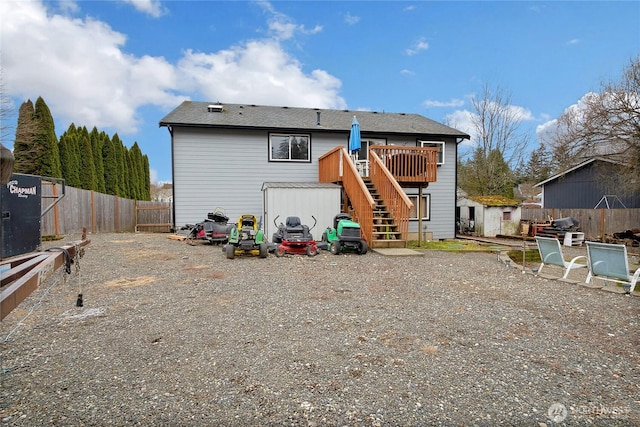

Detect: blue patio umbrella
[349,115,361,153]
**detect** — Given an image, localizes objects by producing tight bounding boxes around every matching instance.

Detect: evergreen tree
[33,97,62,178]
[102,137,119,196]
[515,143,554,184]
[90,127,106,193]
[78,135,97,190]
[142,154,151,200]
[59,131,81,187]
[112,134,127,197]
[129,142,144,200]
[13,99,37,174]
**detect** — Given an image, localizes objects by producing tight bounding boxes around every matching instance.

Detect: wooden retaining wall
[521,207,640,241]
[40,181,172,236]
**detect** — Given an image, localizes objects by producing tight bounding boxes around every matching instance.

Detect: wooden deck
[319,146,438,248]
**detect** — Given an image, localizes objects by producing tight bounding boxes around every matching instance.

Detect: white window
[409,194,430,220]
[419,141,445,165]
[269,134,311,162]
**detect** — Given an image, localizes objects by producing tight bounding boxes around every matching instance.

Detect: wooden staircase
[363,179,406,248]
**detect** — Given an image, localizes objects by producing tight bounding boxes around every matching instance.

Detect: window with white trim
[269,134,311,162]
[409,194,430,220]
[358,138,386,160]
[419,141,445,165]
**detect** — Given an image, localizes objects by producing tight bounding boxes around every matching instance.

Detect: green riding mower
[320,213,368,255]
[225,214,269,259]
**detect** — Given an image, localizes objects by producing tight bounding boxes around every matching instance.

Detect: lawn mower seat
[333,213,352,229]
[241,217,256,230]
[285,216,304,233]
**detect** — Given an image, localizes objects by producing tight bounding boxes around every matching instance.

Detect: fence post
[52,182,60,236]
[91,191,96,233]
[115,196,120,232]
[600,208,605,242]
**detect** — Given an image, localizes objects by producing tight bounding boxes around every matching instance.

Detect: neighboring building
[457,195,521,237]
[535,157,640,209]
[151,183,173,203]
[159,101,469,247]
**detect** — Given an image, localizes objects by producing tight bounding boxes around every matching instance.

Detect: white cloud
[423,98,465,108]
[178,40,345,109]
[0,0,345,134]
[504,104,535,122]
[259,1,322,40]
[444,110,477,146]
[566,38,580,45]
[0,0,184,134]
[400,69,415,76]
[121,0,167,18]
[344,12,360,25]
[405,37,429,56]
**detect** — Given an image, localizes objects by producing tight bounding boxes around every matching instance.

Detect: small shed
[458,195,521,237]
[262,182,342,241]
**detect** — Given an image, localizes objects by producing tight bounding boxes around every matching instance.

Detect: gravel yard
[1,232,639,426]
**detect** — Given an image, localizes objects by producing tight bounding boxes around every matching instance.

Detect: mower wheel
[225,243,235,259]
[358,241,369,255]
[330,240,341,255]
[259,243,268,258]
[306,245,318,257]
[276,245,286,257]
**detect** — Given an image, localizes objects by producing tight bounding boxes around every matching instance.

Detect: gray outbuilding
[261,182,341,241]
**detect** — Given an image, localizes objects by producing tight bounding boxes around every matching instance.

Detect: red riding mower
[272,216,319,257]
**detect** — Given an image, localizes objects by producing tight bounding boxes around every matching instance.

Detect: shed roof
[261,182,342,190]
[160,101,470,139]
[468,195,520,207]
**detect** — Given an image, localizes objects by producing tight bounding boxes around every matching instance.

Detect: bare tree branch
[547,56,640,193]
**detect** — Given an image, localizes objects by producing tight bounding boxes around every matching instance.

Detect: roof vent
[317,111,321,126]
[207,104,224,113]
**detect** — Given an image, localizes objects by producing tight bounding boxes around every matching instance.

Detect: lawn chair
[535,236,587,279]
[585,241,640,294]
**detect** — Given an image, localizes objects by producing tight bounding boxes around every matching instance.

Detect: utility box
[262,182,342,241]
[1,173,42,259]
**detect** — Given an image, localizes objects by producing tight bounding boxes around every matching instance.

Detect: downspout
[454,138,460,237]
[169,125,175,231]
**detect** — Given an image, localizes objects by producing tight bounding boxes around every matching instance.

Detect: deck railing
[369,151,414,240]
[370,145,438,183]
[319,147,376,244]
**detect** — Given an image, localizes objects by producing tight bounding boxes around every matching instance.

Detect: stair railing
[340,149,376,244]
[369,150,414,241]
[319,147,375,244]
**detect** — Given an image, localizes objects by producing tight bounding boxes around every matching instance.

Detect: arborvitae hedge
[13,97,152,200]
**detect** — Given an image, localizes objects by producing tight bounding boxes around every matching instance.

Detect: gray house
[535,157,640,209]
[159,101,469,247]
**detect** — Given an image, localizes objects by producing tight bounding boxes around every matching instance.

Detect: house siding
[395,138,458,240]
[173,128,460,239]
[173,127,343,227]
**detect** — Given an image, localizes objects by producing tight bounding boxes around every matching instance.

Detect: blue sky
[1,0,638,183]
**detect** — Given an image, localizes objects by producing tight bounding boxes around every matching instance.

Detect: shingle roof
[159,101,470,139]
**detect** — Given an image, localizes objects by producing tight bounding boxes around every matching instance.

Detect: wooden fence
[521,207,640,241]
[40,181,172,236]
